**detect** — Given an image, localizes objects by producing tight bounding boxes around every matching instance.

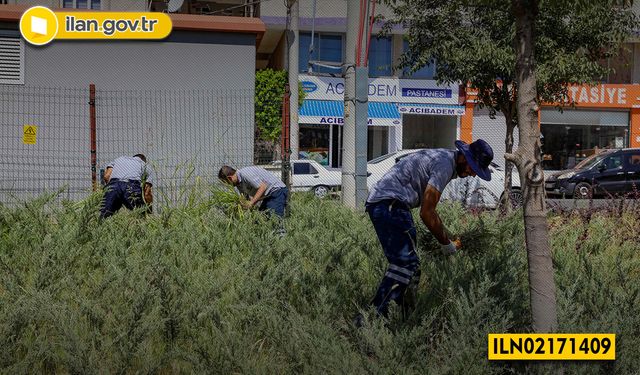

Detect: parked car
[265,159,341,198]
[366,149,421,190]
[367,149,522,209]
[545,148,640,198]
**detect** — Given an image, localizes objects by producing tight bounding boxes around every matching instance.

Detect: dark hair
[218,165,236,181]
[133,154,147,162]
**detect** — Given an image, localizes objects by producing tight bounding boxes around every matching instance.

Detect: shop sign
[299,74,459,105]
[563,84,640,108]
[398,105,465,116]
[299,116,401,127]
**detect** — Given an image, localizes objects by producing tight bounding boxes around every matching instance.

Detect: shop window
[402,40,436,79]
[368,37,392,77]
[299,125,330,165]
[299,33,343,74]
[293,162,319,175]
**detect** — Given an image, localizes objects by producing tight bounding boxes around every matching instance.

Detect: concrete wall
[0,30,256,203]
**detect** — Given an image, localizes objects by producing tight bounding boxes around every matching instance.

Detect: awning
[299,100,401,126]
[398,103,465,116]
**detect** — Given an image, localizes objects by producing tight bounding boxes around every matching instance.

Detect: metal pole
[288,0,300,160]
[282,83,292,194]
[89,83,97,191]
[343,0,369,209]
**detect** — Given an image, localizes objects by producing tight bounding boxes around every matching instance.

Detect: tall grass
[0,191,638,374]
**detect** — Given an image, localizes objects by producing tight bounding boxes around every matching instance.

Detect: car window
[599,155,623,170]
[293,162,318,175]
[625,152,640,170]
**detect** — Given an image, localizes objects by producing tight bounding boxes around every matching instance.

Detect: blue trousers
[367,200,420,316]
[258,188,288,218]
[100,179,145,219]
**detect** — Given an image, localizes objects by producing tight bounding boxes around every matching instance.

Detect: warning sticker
[23,125,37,145]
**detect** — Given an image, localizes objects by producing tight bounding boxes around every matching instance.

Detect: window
[0,36,24,85]
[600,155,624,170]
[63,0,101,9]
[299,33,343,74]
[402,40,436,79]
[293,162,318,175]
[625,152,640,169]
[368,37,392,77]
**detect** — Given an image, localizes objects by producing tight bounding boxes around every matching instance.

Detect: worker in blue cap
[355,139,494,325]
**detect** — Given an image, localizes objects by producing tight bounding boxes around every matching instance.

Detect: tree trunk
[508,0,558,333]
[502,107,516,212]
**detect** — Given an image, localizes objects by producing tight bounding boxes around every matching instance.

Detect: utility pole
[288,0,299,160]
[342,0,370,209]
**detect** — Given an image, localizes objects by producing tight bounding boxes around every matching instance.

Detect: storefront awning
[398,103,466,116]
[299,100,401,126]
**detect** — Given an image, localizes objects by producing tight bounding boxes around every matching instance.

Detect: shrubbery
[0,192,638,374]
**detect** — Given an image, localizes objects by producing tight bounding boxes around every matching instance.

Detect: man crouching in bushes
[354,139,494,326]
[218,165,288,233]
[100,153,154,219]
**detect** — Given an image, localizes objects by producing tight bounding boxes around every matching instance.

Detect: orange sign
[565,84,640,108]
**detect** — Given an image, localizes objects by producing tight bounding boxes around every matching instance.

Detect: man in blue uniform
[218,165,288,218]
[357,139,494,324]
[100,154,154,219]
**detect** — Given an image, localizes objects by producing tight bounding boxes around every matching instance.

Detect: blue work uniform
[100,156,154,219]
[236,166,288,218]
[366,149,458,315]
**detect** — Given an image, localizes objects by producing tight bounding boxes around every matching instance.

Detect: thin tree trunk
[507,0,558,333]
[502,107,515,212]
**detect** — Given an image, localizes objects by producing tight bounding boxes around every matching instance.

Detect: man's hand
[242,200,253,210]
[440,238,462,255]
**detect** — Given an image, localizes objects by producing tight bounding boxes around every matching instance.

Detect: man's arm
[247,182,268,208]
[103,167,113,184]
[143,183,153,205]
[420,184,449,245]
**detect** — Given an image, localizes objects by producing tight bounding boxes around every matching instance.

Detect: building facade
[0,3,264,201]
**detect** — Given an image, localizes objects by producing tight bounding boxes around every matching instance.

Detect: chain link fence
[0,85,255,206]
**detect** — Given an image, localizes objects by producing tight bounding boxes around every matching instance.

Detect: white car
[366,150,522,209]
[367,149,421,190]
[266,159,341,198]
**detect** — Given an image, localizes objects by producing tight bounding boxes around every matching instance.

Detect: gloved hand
[440,239,461,255]
[440,241,457,255]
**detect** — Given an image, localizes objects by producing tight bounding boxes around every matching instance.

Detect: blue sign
[402,88,452,98]
[301,81,318,93]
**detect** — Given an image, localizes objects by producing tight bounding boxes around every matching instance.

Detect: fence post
[89,83,97,191]
[281,83,291,196]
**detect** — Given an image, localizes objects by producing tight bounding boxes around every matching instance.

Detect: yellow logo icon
[19,6,59,46]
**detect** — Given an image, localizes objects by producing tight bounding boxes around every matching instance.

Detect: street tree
[255,69,305,160]
[382,0,636,332]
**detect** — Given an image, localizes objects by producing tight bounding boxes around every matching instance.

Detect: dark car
[545,148,640,199]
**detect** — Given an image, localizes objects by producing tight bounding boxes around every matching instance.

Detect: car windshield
[368,152,397,164]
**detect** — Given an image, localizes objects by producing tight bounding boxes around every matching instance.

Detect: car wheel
[313,185,329,198]
[499,188,523,210]
[574,182,592,199]
[509,189,523,208]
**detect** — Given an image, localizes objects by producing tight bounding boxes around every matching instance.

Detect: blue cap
[455,139,494,181]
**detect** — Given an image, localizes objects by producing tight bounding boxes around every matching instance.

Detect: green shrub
[0,192,638,374]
